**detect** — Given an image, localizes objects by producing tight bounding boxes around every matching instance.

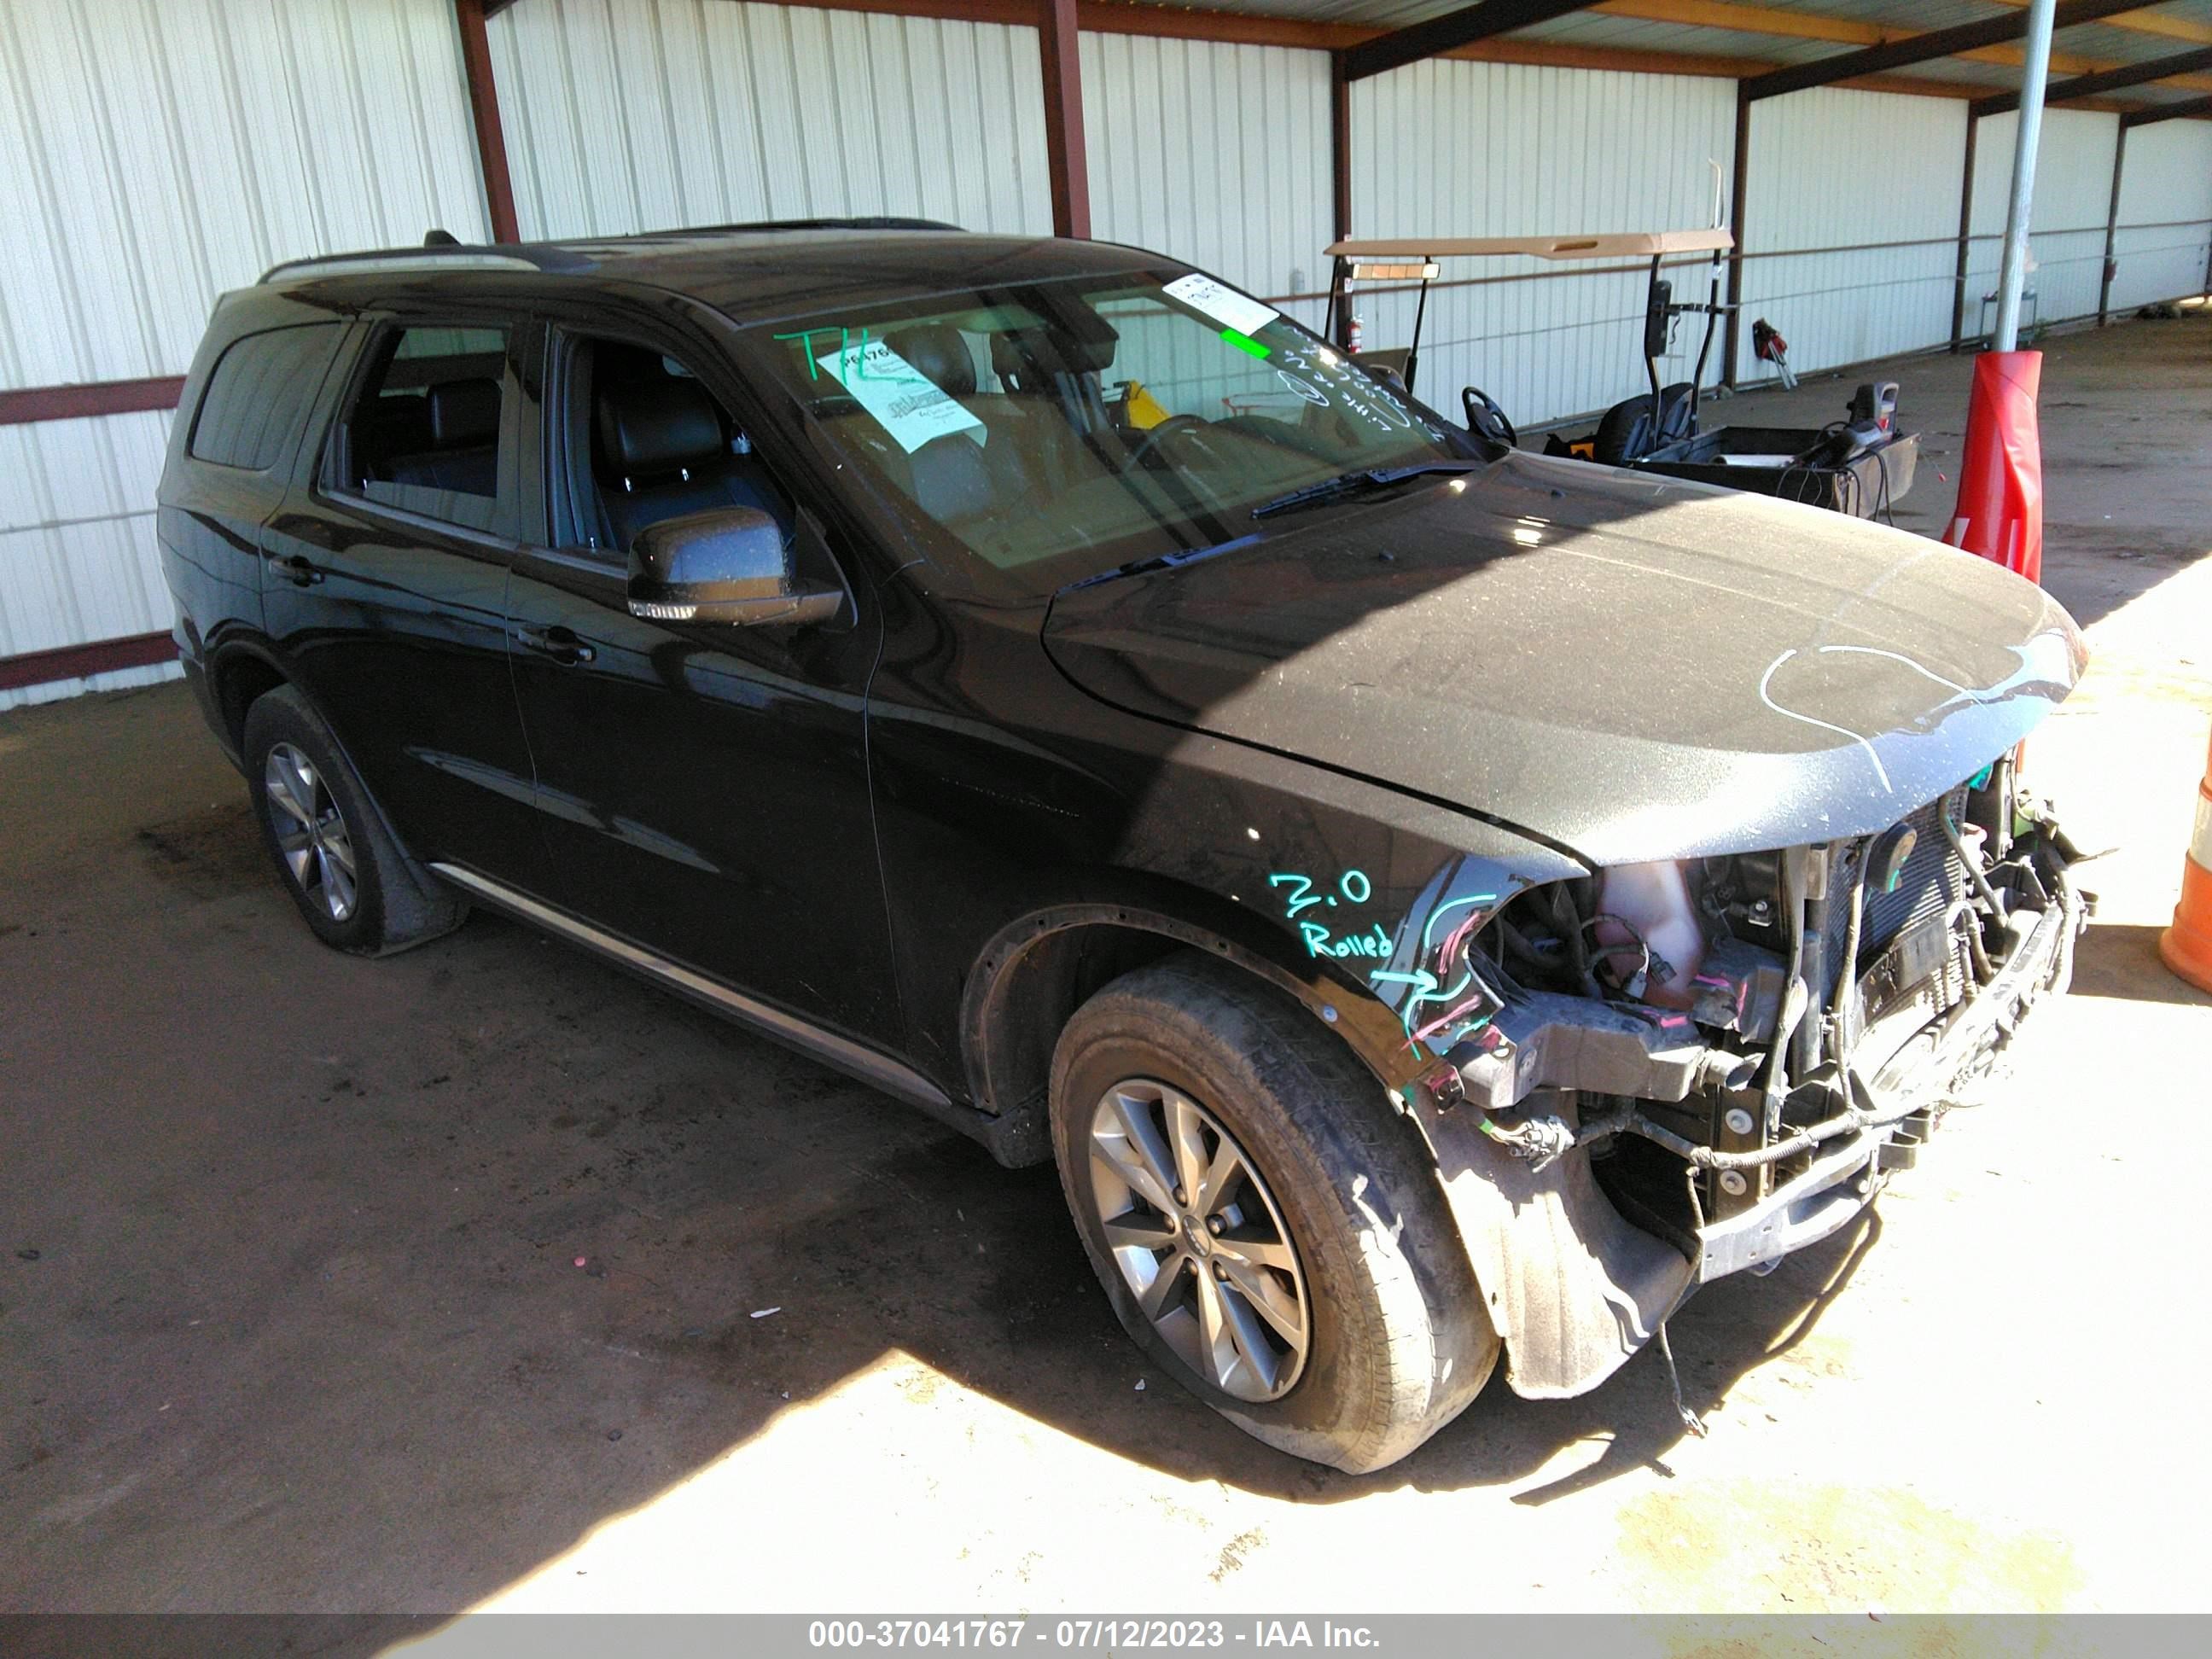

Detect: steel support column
[1722,85,1750,386]
[1950,114,1981,351]
[1039,0,1091,239]
[1991,0,2060,352]
[2097,123,2128,324]
[455,0,521,243]
[1330,55,1353,348]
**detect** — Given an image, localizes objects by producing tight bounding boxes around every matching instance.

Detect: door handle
[267,552,321,586]
[516,624,597,666]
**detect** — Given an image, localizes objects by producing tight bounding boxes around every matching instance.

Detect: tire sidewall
[1053,1003,1430,1456]
[242,690,390,953]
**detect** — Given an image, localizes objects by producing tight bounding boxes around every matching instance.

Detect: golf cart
[1322,229,1918,519]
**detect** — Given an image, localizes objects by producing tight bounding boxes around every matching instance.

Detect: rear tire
[1051,952,1497,1474]
[242,685,466,956]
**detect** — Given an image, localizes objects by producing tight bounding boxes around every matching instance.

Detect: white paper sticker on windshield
[1163,272,1278,337]
[816,335,985,454]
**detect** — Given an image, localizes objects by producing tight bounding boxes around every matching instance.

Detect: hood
[1043,451,2085,865]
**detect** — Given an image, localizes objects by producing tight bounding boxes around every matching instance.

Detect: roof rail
[257,217,967,286]
[670,216,967,235]
[257,243,589,284]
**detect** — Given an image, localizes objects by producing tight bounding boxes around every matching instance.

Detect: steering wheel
[1462,386,1519,451]
[1125,414,1217,469]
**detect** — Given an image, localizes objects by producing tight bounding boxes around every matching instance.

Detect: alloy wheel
[1087,1079,1310,1402]
[264,742,358,923]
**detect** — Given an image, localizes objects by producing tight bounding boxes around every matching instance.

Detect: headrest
[427,379,501,447]
[597,376,723,478]
[362,392,430,446]
[885,325,976,399]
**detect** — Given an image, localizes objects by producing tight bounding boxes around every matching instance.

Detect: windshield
[736,268,1473,601]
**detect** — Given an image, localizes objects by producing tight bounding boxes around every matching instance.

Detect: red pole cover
[1943,350,2045,585]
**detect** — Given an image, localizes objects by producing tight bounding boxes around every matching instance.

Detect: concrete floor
[4,311,2209,1621]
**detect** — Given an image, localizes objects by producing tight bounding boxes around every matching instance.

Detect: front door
[503,326,900,1050]
[260,313,545,893]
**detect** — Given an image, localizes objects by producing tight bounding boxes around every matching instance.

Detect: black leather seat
[595,375,786,553]
[385,379,499,496]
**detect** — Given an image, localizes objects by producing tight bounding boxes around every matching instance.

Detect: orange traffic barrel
[2161,729,2212,995]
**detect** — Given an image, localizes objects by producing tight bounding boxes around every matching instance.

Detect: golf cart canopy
[1321,228,1735,403]
[1325,229,1734,262]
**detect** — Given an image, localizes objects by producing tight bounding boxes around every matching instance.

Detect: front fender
[1092,725,1591,1093]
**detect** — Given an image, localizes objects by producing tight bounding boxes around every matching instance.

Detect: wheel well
[214,654,287,751]
[964,922,1180,1164]
[962,908,1388,1169]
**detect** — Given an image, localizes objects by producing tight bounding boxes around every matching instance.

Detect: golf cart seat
[1592,381,1694,467]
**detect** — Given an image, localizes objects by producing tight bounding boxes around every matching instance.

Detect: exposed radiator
[1826,786,1970,973]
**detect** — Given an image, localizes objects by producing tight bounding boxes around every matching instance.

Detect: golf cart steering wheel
[1462,386,1518,451]
[1126,414,1215,469]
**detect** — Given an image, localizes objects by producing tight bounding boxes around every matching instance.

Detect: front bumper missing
[1409,867,2084,1398]
[1700,870,2081,1281]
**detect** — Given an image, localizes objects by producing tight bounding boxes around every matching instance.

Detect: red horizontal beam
[0,630,178,694]
[0,375,184,427]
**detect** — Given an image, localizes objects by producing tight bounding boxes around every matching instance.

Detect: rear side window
[188,323,344,471]
[330,324,514,536]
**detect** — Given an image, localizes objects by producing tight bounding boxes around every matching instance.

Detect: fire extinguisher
[1348,314,1364,354]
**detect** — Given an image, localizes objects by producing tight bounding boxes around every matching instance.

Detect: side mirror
[626,508,841,627]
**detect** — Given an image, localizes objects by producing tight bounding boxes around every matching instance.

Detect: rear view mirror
[626,508,841,627]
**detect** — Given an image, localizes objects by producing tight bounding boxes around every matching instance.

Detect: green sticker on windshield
[1220,329,1271,360]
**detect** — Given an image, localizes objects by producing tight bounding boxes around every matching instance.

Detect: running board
[428,862,956,1118]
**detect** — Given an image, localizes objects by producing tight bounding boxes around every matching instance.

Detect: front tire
[1051,952,1497,1474]
[242,685,465,956]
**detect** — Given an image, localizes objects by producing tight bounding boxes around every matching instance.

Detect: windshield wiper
[1062,533,1261,593]
[1249,463,1481,521]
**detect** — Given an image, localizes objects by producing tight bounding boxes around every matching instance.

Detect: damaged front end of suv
[1044,451,2093,1406]
[1391,751,2089,1401]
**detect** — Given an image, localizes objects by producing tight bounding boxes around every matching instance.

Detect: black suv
[159,223,2087,1472]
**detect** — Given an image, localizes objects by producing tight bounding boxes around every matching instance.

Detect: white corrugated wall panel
[0,0,488,705]
[2109,120,2212,313]
[1080,32,1330,333]
[0,410,173,709]
[1738,89,1967,384]
[487,0,1052,239]
[0,0,487,390]
[1966,108,2120,332]
[1349,61,1737,429]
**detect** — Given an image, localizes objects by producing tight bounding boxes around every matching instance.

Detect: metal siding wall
[2109,121,2212,312]
[1079,32,1330,333]
[1967,108,2121,331]
[486,0,1053,239]
[0,412,174,709]
[1348,61,1737,429]
[1738,89,1967,385]
[0,0,489,707]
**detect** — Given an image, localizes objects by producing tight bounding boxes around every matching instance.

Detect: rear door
[260,309,547,892]
[502,320,902,1050]
[157,314,348,676]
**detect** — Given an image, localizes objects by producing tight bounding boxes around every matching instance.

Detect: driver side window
[553,335,795,558]
[547,333,856,621]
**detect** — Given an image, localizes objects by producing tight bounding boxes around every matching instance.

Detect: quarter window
[332,324,513,535]
[188,323,344,471]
